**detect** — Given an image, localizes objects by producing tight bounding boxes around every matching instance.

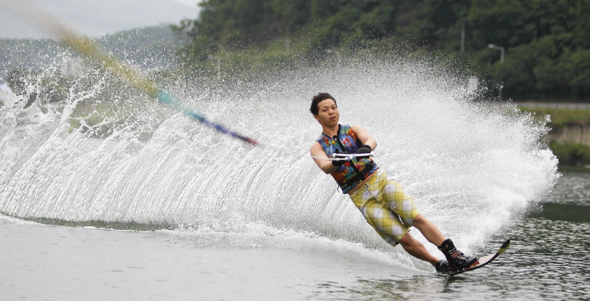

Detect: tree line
[174,0,590,101]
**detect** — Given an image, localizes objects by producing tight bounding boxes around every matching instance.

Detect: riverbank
[518,105,590,167]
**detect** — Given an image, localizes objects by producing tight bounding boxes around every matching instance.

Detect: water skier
[309,92,477,273]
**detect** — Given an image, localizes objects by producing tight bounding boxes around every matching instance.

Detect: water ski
[446,239,511,276]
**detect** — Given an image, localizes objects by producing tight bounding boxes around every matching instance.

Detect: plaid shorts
[349,169,420,246]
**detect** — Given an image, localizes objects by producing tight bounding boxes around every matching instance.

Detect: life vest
[316,124,378,193]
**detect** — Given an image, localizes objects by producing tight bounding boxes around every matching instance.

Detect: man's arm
[311,142,339,174]
[351,125,377,151]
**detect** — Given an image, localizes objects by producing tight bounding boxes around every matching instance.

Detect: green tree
[468,0,590,100]
[266,0,311,33]
[412,0,471,49]
[172,0,590,100]
[567,49,590,99]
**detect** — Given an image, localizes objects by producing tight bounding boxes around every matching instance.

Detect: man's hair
[310,93,337,115]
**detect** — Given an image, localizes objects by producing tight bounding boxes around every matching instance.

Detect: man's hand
[356,145,372,154]
[332,158,348,166]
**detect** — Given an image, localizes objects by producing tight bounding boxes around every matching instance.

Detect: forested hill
[174,0,590,101]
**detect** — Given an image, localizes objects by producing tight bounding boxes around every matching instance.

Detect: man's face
[314,98,339,126]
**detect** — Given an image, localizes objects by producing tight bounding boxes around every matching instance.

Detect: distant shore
[516,104,590,167]
[516,102,590,110]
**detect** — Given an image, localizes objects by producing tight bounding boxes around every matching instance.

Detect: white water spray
[0,53,559,262]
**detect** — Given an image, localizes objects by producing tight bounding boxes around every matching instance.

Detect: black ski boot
[434,259,450,274]
[438,239,478,272]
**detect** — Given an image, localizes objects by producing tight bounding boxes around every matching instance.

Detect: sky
[0,0,201,39]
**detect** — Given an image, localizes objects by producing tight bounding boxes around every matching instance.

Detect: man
[309,92,477,273]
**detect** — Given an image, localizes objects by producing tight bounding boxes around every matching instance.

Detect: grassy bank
[519,107,590,130]
[520,106,590,167]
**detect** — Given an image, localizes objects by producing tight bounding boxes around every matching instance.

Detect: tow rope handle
[312,153,374,161]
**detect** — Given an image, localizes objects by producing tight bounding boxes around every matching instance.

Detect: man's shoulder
[310,140,325,156]
[350,124,365,131]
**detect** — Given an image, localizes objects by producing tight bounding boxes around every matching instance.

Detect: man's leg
[411,214,445,246]
[398,232,440,265]
[411,214,477,270]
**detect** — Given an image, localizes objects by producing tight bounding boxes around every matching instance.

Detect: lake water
[2,52,585,300]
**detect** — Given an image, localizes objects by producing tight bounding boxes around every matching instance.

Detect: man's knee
[398,232,413,247]
[412,214,426,226]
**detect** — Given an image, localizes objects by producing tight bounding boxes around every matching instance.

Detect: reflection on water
[493,217,589,300]
[535,203,590,223]
[544,168,590,206]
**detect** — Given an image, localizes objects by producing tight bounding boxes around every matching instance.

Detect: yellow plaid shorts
[349,169,420,246]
